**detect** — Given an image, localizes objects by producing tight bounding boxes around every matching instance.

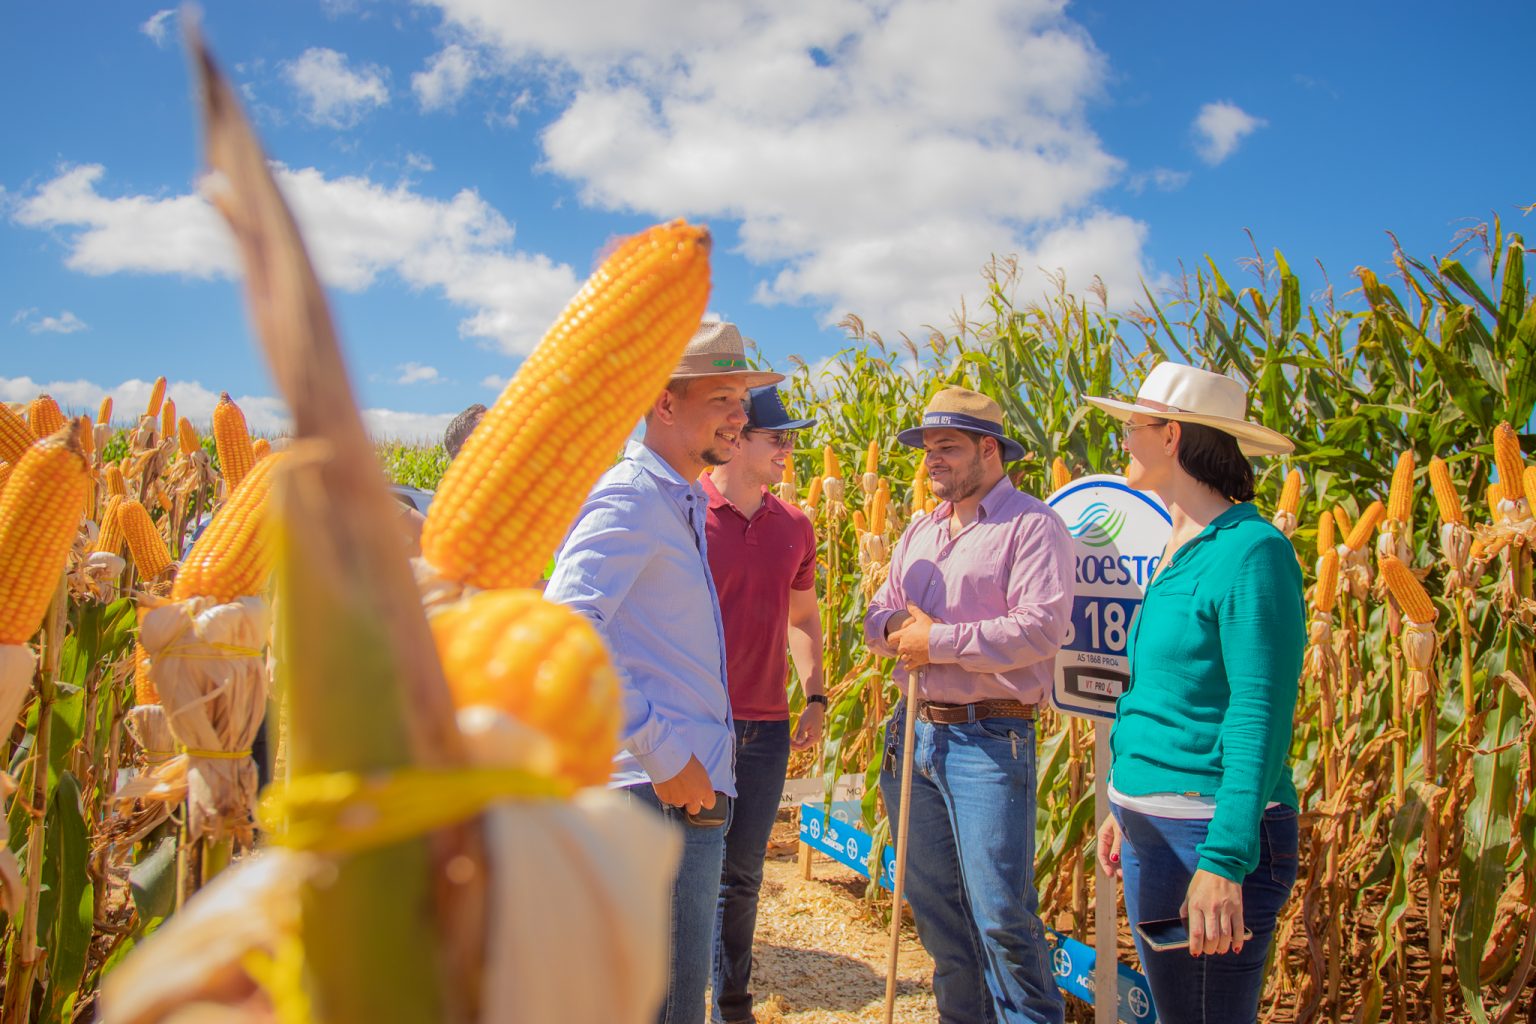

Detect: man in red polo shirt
[703,384,825,1024]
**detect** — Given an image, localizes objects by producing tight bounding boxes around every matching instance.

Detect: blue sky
[3,1,1532,439]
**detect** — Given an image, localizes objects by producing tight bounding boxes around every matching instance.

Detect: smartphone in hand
[1137,916,1253,953]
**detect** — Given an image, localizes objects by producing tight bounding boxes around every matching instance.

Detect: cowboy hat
[896,387,1026,462]
[1083,362,1293,456]
[671,321,784,388]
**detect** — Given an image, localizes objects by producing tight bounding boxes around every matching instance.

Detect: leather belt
[916,699,1035,725]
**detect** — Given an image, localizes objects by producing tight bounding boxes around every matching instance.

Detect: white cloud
[395,362,440,384]
[1192,101,1266,165]
[405,151,435,174]
[412,44,483,112]
[12,162,579,355]
[140,9,175,46]
[281,47,390,128]
[12,308,88,334]
[1127,168,1191,194]
[420,0,1151,329]
[0,375,454,442]
[480,374,509,389]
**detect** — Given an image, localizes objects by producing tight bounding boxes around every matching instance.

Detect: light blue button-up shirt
[546,441,735,796]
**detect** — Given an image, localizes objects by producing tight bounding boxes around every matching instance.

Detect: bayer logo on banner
[1046,475,1171,720]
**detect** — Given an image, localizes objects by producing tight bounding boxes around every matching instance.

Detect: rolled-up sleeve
[864,531,912,658]
[545,484,688,782]
[926,511,1073,673]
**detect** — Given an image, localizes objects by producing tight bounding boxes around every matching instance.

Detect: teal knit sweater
[1110,502,1305,883]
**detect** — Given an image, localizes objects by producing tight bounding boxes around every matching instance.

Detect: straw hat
[896,387,1026,462]
[1083,362,1293,456]
[671,321,784,387]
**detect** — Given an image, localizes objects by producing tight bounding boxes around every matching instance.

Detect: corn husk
[139,596,270,841]
[0,644,35,916]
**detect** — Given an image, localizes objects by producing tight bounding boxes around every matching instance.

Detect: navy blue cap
[745,385,816,431]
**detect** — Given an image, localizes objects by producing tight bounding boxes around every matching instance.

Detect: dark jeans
[712,718,791,1023]
[622,784,734,1024]
[1112,803,1299,1024]
[880,707,1063,1024]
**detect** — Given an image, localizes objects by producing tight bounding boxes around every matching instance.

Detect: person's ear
[652,388,679,426]
[1164,420,1181,456]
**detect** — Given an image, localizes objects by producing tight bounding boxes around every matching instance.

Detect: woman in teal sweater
[1086,363,1305,1024]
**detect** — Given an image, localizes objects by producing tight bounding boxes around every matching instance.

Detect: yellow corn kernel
[1317,511,1335,557]
[0,423,91,644]
[1277,468,1302,517]
[871,486,888,536]
[104,462,127,498]
[421,220,712,591]
[213,392,256,491]
[1525,467,1536,512]
[1379,555,1436,624]
[1051,457,1072,492]
[864,440,878,477]
[824,445,842,480]
[252,437,271,461]
[119,499,172,580]
[177,418,199,457]
[1344,500,1384,551]
[431,589,620,787]
[852,509,868,534]
[173,452,287,602]
[77,415,95,460]
[1332,505,1353,539]
[160,397,176,441]
[1313,548,1339,614]
[133,640,159,706]
[97,395,114,428]
[781,454,795,488]
[0,461,10,497]
[1492,421,1526,504]
[805,476,823,512]
[1428,457,1464,525]
[27,394,66,440]
[1487,482,1505,523]
[0,404,31,464]
[146,376,167,418]
[97,494,126,556]
[1386,452,1414,524]
[912,469,929,512]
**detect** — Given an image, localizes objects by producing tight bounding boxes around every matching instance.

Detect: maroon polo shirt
[702,473,817,721]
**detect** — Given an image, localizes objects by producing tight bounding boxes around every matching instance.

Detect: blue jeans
[712,718,791,1023]
[1112,803,1299,1024]
[879,706,1063,1024]
[622,784,734,1024]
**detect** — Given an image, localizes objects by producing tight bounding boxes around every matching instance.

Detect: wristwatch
[806,694,828,708]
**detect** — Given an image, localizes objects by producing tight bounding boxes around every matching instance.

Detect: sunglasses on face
[745,429,797,449]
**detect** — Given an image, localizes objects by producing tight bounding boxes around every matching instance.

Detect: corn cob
[1332,505,1353,539]
[97,494,126,555]
[119,499,173,580]
[421,220,712,591]
[146,376,167,418]
[252,437,271,461]
[77,415,95,459]
[852,509,868,534]
[1487,483,1505,524]
[1318,510,1335,555]
[0,424,91,643]
[1492,422,1526,504]
[824,445,842,480]
[912,469,929,514]
[1386,452,1414,524]
[0,404,31,464]
[1380,555,1437,624]
[870,486,888,536]
[133,640,159,706]
[1428,457,1464,525]
[1277,469,1303,517]
[160,397,176,441]
[212,392,256,491]
[1051,457,1072,492]
[104,462,127,498]
[431,588,620,787]
[177,418,199,457]
[27,394,66,440]
[173,451,287,602]
[1344,500,1384,551]
[1525,467,1536,512]
[861,439,879,495]
[0,461,10,497]
[805,476,823,512]
[97,395,114,427]
[820,444,846,506]
[1314,548,1339,614]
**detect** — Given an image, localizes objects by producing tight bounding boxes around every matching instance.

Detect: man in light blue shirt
[546,320,784,1024]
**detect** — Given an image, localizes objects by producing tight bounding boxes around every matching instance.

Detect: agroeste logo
[1065,502,1126,548]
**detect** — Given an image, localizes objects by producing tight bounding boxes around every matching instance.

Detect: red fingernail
[1111,854,1119,862]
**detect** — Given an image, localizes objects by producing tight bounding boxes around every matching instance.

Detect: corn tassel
[119,499,173,580]
[27,394,66,440]
[421,220,712,591]
[173,451,287,602]
[0,423,91,643]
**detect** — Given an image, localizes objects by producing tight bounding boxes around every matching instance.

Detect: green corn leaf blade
[129,834,178,927]
[1438,258,1500,318]
[42,771,94,1023]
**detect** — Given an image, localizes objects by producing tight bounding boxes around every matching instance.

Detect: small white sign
[1046,474,1171,720]
[780,773,865,809]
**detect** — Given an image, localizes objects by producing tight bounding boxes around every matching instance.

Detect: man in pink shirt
[703,385,826,1024]
[865,388,1074,1024]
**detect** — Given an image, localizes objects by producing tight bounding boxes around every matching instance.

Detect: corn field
[0,30,1533,1022]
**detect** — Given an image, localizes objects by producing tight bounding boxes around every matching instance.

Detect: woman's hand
[1181,869,1244,956]
[1096,815,1123,879]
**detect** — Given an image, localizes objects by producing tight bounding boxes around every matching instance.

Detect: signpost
[1047,475,1171,1024]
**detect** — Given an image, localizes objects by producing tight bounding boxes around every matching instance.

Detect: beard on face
[930,443,986,503]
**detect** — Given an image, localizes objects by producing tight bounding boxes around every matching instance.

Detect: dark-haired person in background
[1086,363,1304,1024]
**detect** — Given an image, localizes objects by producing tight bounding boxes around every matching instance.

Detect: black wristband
[806,694,828,708]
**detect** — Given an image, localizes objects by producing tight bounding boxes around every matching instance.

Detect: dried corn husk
[140,596,270,841]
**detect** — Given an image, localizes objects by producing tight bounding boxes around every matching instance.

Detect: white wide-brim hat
[671,320,785,388]
[1084,362,1294,456]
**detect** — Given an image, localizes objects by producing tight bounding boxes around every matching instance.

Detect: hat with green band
[672,321,785,387]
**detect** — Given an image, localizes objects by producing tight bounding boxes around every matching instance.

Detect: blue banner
[800,802,1157,1023]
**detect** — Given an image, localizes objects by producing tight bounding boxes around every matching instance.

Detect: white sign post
[1046,475,1170,1024]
